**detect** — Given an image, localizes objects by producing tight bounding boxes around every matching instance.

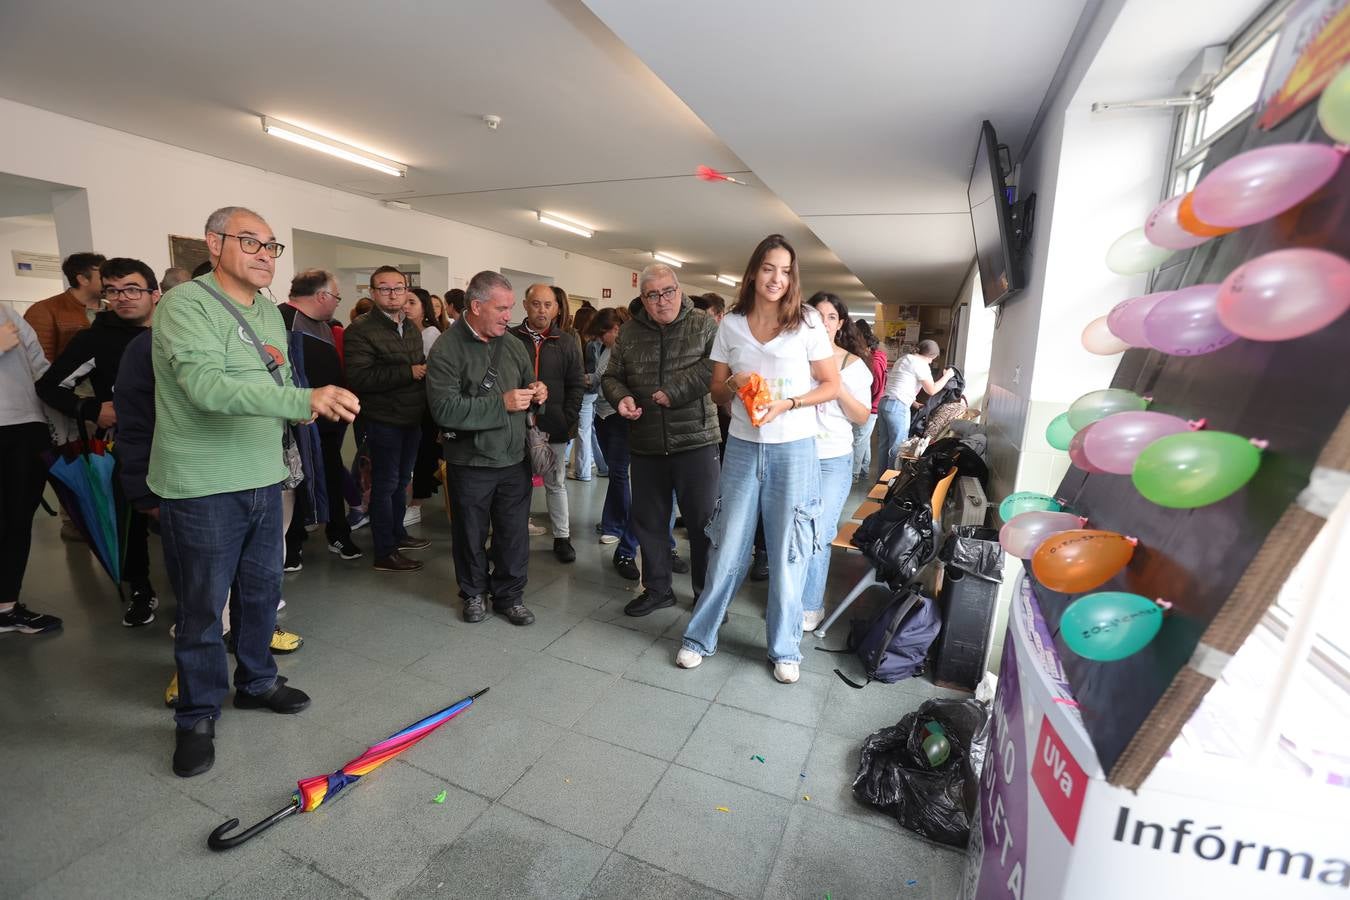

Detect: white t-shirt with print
[884,353,935,405]
[712,306,834,444]
[816,355,874,459]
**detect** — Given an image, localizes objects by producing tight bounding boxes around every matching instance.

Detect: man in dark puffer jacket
[602,264,719,615]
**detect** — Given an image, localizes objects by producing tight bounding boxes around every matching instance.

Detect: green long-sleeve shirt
[148,274,313,499]
[426,318,534,468]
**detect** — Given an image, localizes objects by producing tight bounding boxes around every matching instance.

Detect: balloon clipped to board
[1032,529,1137,595]
[998,491,1062,524]
[1059,592,1171,662]
[1132,431,1266,509]
[999,510,1087,559]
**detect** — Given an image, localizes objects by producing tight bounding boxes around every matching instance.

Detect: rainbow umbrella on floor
[208,688,487,851]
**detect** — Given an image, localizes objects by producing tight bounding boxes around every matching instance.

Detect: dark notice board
[1030,100,1350,780]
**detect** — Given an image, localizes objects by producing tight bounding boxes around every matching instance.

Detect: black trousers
[446,459,531,608]
[285,426,351,555]
[0,422,50,603]
[631,445,720,598]
[123,509,152,590]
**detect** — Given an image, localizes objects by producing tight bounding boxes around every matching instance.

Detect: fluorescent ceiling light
[652,251,684,268]
[261,116,406,178]
[537,211,594,238]
[716,274,740,287]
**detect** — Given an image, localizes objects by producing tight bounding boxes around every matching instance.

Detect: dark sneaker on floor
[233,676,311,713]
[374,553,423,573]
[500,604,535,626]
[348,510,370,531]
[750,550,770,582]
[0,603,63,635]
[122,588,159,627]
[283,551,303,573]
[669,549,690,574]
[327,538,363,560]
[553,538,576,563]
[463,595,487,624]
[173,717,215,778]
[613,555,640,581]
[625,588,676,617]
[397,535,431,552]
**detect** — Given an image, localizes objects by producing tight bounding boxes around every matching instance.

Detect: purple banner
[967,629,1028,899]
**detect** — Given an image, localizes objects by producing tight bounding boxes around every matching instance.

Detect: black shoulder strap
[195,277,284,387]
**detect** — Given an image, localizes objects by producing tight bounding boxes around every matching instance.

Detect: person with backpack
[874,339,953,480]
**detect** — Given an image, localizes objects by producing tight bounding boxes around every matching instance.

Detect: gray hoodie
[0,304,50,428]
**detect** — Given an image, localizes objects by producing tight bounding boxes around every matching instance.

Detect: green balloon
[1067,388,1148,431]
[921,721,951,767]
[1061,592,1162,661]
[1046,413,1077,451]
[999,491,1061,523]
[1132,431,1261,508]
[1317,62,1350,144]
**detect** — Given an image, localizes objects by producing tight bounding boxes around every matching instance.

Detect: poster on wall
[12,250,61,279]
[168,235,210,274]
[1256,0,1350,130]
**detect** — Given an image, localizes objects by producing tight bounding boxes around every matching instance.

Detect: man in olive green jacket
[602,264,720,616]
[426,270,545,626]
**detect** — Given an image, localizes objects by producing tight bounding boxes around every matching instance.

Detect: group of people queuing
[0,205,948,779]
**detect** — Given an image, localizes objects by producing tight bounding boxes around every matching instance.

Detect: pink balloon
[1069,423,1106,473]
[1082,315,1131,355]
[1142,284,1237,356]
[999,511,1087,559]
[1106,292,1170,348]
[1082,411,1193,475]
[1145,195,1210,250]
[1191,143,1346,228]
[1217,248,1350,341]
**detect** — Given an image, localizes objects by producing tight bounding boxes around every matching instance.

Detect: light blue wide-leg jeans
[801,453,854,613]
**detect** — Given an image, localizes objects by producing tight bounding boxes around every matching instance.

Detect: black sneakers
[669,549,690,574]
[625,588,676,617]
[463,595,487,624]
[0,603,62,635]
[122,587,158,627]
[327,538,363,560]
[173,718,215,778]
[750,550,770,582]
[553,538,576,563]
[233,676,311,714]
[500,604,535,626]
[283,551,303,572]
[613,555,640,581]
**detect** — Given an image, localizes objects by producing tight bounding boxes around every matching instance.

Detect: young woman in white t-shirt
[802,293,874,632]
[677,235,840,684]
[874,339,953,479]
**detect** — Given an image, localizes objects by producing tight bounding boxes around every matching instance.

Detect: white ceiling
[0,0,1086,307]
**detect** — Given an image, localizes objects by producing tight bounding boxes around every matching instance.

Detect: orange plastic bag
[738,373,772,426]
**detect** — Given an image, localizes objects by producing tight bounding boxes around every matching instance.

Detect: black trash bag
[940,525,1004,583]
[852,697,990,847]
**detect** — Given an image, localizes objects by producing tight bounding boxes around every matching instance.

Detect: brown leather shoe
[397,535,431,551]
[373,552,423,573]
[500,604,535,626]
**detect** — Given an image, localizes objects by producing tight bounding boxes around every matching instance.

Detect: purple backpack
[836,589,942,688]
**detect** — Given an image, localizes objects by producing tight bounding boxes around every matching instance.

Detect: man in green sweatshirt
[151,206,360,778]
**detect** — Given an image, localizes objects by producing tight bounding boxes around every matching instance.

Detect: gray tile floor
[1,478,969,899]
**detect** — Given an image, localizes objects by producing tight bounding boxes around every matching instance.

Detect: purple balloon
[1069,423,1106,473]
[1191,143,1346,228]
[1145,195,1209,250]
[1082,411,1193,475]
[1106,292,1171,348]
[1143,284,1237,356]
[999,511,1086,559]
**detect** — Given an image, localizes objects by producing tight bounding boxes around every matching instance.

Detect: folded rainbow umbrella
[208,688,487,850]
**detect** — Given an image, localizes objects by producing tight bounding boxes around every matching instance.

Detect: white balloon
[1106,227,1174,276]
[1081,315,1131,355]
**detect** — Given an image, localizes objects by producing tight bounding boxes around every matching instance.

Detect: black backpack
[835,588,942,688]
[910,366,966,438]
[851,457,940,590]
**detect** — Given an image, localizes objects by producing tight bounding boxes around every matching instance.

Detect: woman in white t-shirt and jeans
[678,235,840,684]
[874,339,952,480]
[802,293,874,632]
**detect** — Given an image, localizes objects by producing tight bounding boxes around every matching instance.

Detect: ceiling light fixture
[716,274,740,287]
[537,211,594,238]
[653,251,684,268]
[261,116,407,178]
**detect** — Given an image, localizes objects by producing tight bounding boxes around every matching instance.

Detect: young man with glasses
[342,266,431,573]
[280,268,361,565]
[151,206,360,777]
[36,258,163,625]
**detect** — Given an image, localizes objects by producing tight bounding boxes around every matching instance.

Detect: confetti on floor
[715,806,731,813]
[433,790,447,804]
[802,794,811,801]
[751,754,766,763]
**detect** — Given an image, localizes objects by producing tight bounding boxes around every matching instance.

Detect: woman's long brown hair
[729,234,804,331]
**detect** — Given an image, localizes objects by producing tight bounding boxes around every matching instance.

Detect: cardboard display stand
[962,576,1348,899]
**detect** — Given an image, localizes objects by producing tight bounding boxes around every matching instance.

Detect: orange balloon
[1177,192,1237,238]
[1031,529,1136,594]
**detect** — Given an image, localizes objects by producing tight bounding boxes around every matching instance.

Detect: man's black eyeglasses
[102,286,153,300]
[216,232,286,259]
[642,286,678,303]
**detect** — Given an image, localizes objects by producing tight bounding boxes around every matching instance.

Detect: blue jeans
[852,413,877,479]
[571,394,597,479]
[366,421,420,558]
[682,436,821,664]
[595,413,638,558]
[162,485,283,729]
[874,398,910,481]
[802,453,854,613]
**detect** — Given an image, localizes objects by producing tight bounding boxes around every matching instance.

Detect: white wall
[0,98,642,310]
[0,214,63,307]
[950,263,995,412]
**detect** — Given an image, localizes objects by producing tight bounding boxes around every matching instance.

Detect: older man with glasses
[151,206,361,778]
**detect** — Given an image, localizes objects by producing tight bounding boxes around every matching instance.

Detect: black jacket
[35,310,148,423]
[113,330,156,511]
[509,321,584,444]
[601,296,719,456]
[343,309,426,427]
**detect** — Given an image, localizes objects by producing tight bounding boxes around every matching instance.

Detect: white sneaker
[276,598,287,612]
[675,648,703,669]
[528,521,547,536]
[403,506,422,527]
[598,533,619,545]
[773,662,800,684]
[802,609,825,632]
